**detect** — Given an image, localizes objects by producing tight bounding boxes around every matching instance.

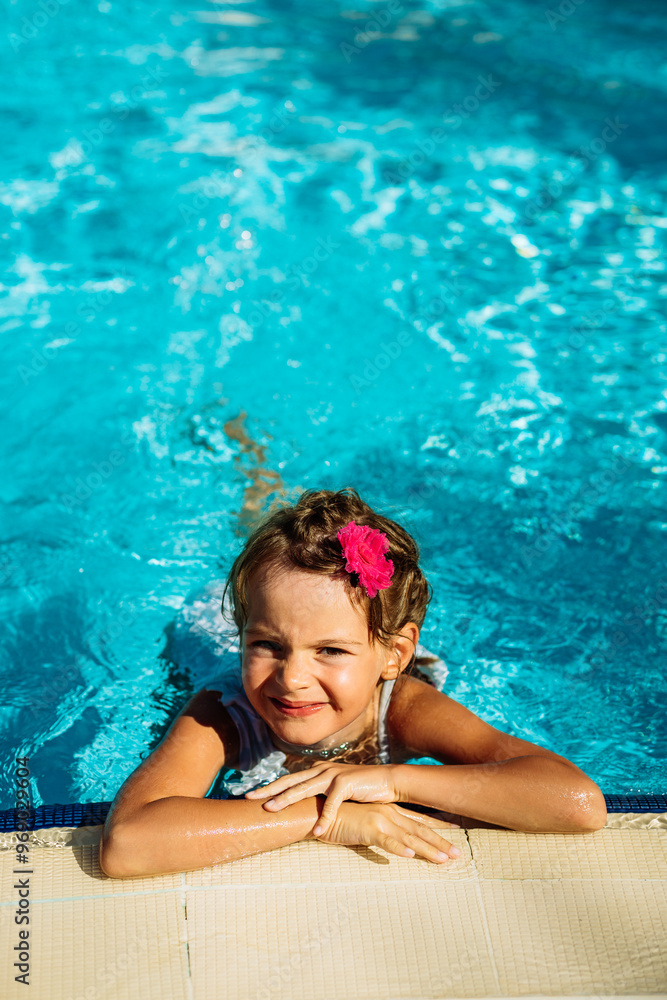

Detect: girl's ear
[380,657,400,681]
[381,622,419,679]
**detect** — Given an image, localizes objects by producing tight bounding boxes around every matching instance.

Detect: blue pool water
[1,0,666,810]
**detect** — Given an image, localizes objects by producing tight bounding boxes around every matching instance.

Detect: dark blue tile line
[603,794,667,813]
[0,794,665,833]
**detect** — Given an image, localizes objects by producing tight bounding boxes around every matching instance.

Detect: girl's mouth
[270,697,327,717]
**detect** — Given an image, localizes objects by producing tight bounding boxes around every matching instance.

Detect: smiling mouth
[270,698,328,715]
[272,698,324,708]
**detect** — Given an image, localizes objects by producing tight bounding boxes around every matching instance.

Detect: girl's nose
[275,654,313,689]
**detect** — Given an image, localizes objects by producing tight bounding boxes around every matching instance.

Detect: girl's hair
[221,487,432,670]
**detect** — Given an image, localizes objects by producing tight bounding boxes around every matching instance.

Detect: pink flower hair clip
[337,520,394,599]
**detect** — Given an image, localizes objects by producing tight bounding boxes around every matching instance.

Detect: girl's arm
[99,688,325,878]
[228,678,606,836]
[100,793,328,879]
[388,677,607,833]
[99,687,461,877]
[101,794,464,877]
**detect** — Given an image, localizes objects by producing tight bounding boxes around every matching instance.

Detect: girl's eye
[250,641,348,657]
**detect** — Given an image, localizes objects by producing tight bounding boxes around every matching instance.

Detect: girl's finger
[245,772,303,799]
[391,805,451,827]
[403,833,449,865]
[245,772,314,798]
[313,775,356,834]
[381,835,417,859]
[402,829,460,863]
[262,777,326,810]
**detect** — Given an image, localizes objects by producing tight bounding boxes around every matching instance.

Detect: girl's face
[241,559,414,746]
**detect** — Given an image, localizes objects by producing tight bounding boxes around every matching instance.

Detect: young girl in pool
[100,487,607,879]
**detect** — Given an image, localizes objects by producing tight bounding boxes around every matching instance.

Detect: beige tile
[469,828,667,880]
[186,882,498,1000]
[480,879,667,995]
[0,836,184,900]
[1,894,188,1000]
[187,828,475,886]
[3,821,666,999]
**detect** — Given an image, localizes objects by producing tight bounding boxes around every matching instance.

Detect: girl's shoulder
[386,669,458,761]
[387,663,571,768]
[108,687,242,826]
[194,688,242,770]
[386,647,449,740]
[387,671,437,721]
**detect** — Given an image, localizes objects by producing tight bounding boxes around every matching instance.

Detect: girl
[99,488,607,879]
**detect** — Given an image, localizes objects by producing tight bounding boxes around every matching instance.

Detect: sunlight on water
[1,0,666,805]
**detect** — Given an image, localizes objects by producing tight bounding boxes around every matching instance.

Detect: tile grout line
[6,873,666,906]
[467,828,503,997]
[180,872,195,1000]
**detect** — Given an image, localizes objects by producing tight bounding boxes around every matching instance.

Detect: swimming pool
[1,0,666,810]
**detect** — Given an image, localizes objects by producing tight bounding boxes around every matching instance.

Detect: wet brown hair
[221,487,432,671]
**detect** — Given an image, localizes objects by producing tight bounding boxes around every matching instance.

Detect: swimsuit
[213,678,410,798]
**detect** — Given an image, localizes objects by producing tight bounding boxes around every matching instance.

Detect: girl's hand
[244,763,401,837]
[315,800,462,863]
